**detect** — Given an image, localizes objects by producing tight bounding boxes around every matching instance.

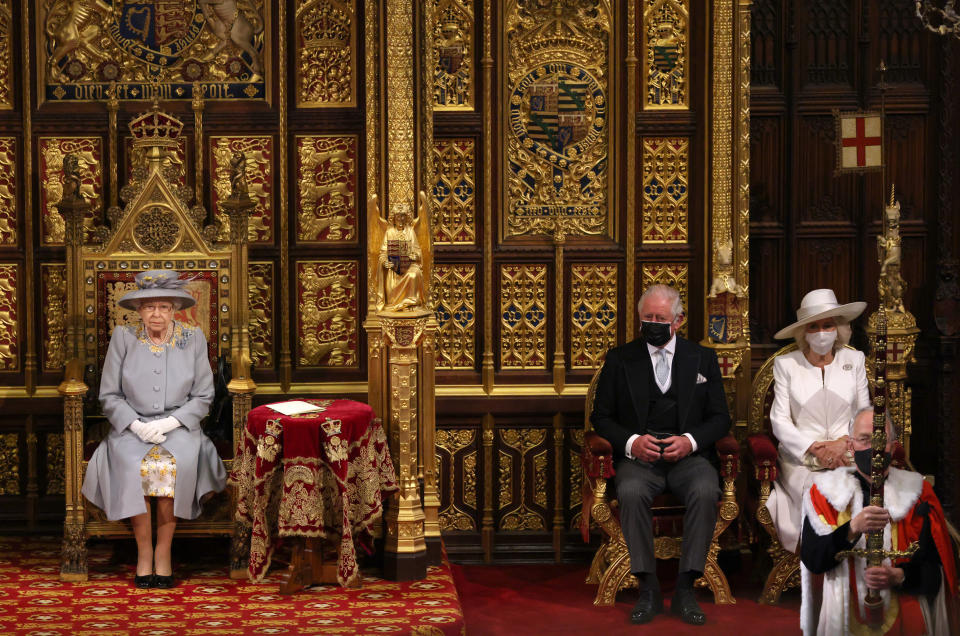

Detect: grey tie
[654,349,669,387]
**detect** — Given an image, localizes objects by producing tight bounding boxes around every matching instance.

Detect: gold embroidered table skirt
[229,399,398,587]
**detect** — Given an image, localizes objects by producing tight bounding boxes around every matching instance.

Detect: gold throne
[59,98,256,581]
[580,364,740,606]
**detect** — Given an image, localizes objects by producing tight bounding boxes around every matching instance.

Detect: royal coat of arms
[707,291,743,344]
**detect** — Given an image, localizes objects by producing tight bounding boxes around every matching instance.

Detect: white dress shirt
[625,335,699,458]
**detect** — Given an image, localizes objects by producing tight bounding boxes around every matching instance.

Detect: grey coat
[81,321,226,520]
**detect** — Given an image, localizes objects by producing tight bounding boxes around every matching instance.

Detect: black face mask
[853,448,892,476]
[641,321,673,347]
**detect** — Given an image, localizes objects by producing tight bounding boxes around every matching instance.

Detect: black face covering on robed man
[854,448,892,476]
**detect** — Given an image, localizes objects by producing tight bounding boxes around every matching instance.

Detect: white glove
[153,416,182,435]
[130,419,165,445]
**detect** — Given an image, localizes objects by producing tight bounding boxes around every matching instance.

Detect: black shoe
[630,589,663,624]
[153,574,175,589]
[671,587,706,625]
[134,574,154,589]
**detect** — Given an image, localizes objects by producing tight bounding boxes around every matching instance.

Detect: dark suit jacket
[590,336,731,462]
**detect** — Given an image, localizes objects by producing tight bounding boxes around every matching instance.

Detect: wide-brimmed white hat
[773,288,866,340]
[118,269,196,311]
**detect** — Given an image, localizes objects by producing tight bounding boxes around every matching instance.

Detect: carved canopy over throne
[580,363,741,606]
[59,98,256,581]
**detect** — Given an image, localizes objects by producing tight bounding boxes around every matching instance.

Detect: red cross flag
[835,111,883,173]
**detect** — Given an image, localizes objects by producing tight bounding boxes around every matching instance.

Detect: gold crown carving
[513,16,606,65]
[320,418,342,436]
[128,103,184,149]
[301,12,350,49]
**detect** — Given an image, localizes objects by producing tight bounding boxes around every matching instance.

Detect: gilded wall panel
[296,0,357,107]
[435,428,477,531]
[570,263,617,369]
[39,137,102,245]
[432,138,476,244]
[248,261,274,368]
[433,0,474,109]
[0,433,18,495]
[498,428,547,531]
[499,264,547,369]
[642,0,689,108]
[45,433,65,495]
[641,137,689,243]
[296,136,357,243]
[296,260,358,367]
[432,264,476,369]
[569,428,584,520]
[37,0,269,102]
[41,264,67,372]
[211,136,273,243]
[641,263,688,335]
[503,1,612,238]
[0,138,16,244]
[0,264,16,371]
[0,0,11,108]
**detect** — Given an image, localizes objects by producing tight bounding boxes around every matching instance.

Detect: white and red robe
[800,467,956,635]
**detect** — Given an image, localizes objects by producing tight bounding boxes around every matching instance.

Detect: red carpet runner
[0,536,464,635]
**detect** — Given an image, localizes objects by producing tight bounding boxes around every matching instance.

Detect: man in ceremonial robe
[800,407,957,635]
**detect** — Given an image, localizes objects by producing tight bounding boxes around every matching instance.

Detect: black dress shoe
[153,574,175,589]
[671,588,706,625]
[134,574,154,589]
[630,589,663,624]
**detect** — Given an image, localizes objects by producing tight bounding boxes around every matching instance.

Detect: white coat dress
[764,346,870,552]
[81,322,226,521]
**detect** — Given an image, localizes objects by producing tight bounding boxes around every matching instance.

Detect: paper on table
[265,400,324,416]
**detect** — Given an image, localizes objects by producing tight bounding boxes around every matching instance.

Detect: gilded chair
[580,363,741,606]
[59,101,256,581]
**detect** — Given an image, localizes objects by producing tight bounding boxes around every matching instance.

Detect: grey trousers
[613,455,720,575]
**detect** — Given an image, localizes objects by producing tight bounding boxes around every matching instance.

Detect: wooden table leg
[278,538,342,594]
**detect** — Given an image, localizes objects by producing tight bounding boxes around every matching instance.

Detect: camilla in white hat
[764,289,872,553]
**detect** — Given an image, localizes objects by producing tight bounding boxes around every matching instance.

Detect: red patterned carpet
[0,536,464,636]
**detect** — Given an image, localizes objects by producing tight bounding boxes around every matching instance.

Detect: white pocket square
[696,373,708,384]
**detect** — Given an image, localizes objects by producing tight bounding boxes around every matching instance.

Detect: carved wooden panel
[497,427,548,531]
[41,264,67,372]
[296,260,358,367]
[499,264,547,370]
[248,262,274,369]
[432,0,474,110]
[0,264,17,371]
[211,136,273,243]
[39,137,102,245]
[296,0,358,107]
[0,433,18,494]
[799,1,853,88]
[44,433,65,496]
[0,0,11,108]
[750,0,779,87]
[794,238,855,310]
[641,137,689,243]
[749,117,784,226]
[295,135,358,243]
[436,427,479,531]
[0,138,15,244]
[642,0,689,108]
[796,117,858,225]
[570,263,617,370]
[432,264,476,370]
[432,138,476,244]
[874,0,925,85]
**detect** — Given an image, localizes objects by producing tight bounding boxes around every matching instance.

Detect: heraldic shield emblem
[511,62,604,159]
[707,292,744,344]
[108,1,205,67]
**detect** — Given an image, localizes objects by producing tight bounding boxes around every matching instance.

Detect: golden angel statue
[368,191,432,313]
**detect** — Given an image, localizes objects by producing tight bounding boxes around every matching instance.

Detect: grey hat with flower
[118,269,197,311]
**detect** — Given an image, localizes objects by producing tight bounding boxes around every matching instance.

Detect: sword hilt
[835,540,919,563]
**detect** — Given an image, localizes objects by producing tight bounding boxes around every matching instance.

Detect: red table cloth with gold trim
[230,399,397,586]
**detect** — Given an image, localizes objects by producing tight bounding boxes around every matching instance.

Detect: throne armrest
[582,431,615,480]
[746,433,779,482]
[716,434,740,480]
